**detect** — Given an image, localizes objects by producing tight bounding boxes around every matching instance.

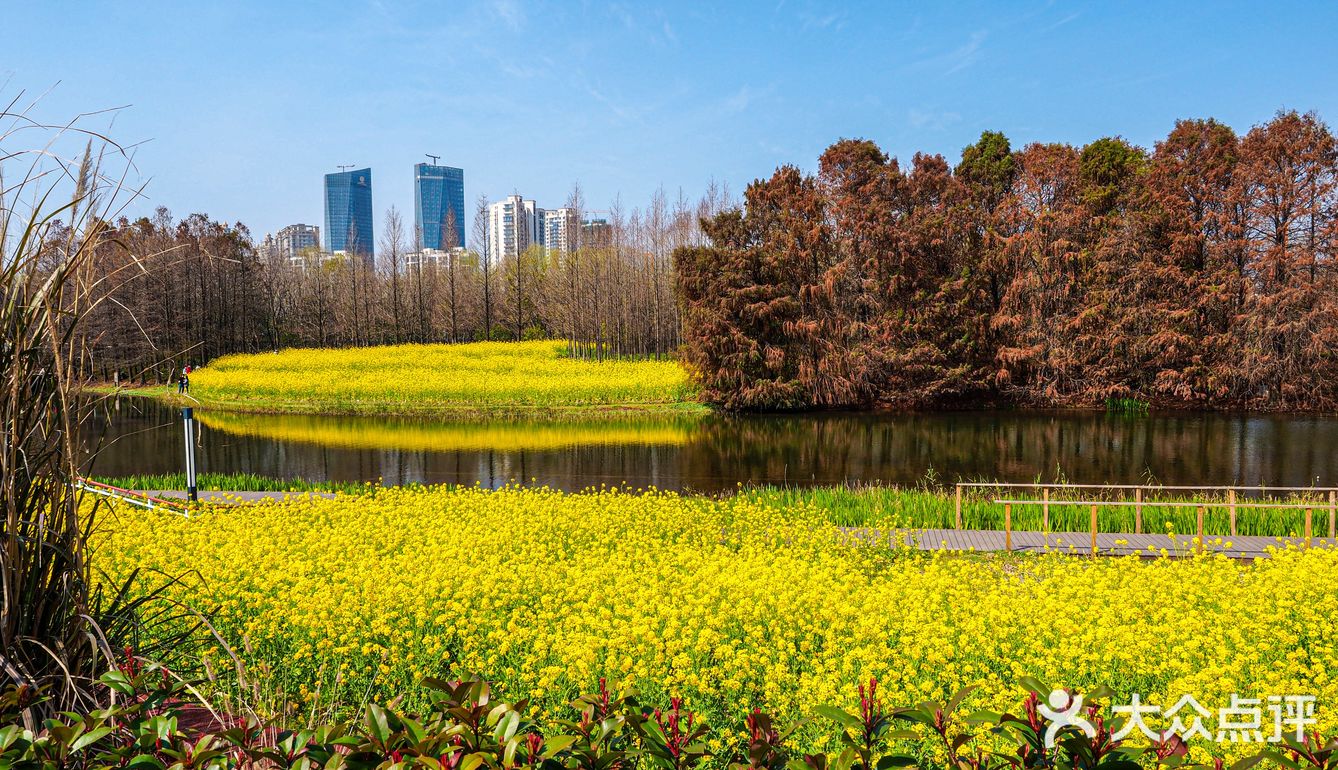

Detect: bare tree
[443,204,461,341]
[472,194,492,339]
[381,206,407,342]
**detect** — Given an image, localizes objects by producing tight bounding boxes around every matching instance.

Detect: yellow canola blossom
[188,340,695,412]
[197,411,696,452]
[92,486,1338,760]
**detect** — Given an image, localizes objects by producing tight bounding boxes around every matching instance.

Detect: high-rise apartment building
[279,223,322,262]
[414,163,466,251]
[405,246,467,270]
[486,194,543,261]
[581,217,613,249]
[324,167,374,259]
[542,208,578,254]
[259,223,321,266]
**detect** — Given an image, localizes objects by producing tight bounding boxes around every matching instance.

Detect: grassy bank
[108,340,703,418]
[92,484,1338,763]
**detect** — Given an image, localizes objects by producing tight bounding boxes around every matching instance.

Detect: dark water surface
[81,398,1338,492]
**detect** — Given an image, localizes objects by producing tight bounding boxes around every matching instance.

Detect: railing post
[1042,487,1050,532]
[955,484,962,529]
[1134,488,1143,534]
[1305,508,1313,546]
[1228,488,1237,537]
[1329,490,1336,540]
[1196,505,1205,554]
[1005,503,1012,552]
[1090,504,1098,557]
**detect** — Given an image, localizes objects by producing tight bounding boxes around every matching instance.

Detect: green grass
[1105,397,1151,414]
[742,484,1333,538]
[89,473,374,494]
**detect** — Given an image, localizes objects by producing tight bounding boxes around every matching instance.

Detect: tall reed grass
[1,94,201,724]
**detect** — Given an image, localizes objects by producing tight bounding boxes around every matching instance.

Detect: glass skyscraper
[414,163,466,250]
[324,168,375,259]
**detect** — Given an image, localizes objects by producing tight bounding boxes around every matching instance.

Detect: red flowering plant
[637,697,709,770]
[1267,730,1338,770]
[814,678,916,770]
[730,709,803,770]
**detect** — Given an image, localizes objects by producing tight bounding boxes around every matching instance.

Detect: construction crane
[337,164,355,172]
[425,153,440,165]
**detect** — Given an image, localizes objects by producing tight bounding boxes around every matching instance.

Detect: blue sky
[7,1,1338,243]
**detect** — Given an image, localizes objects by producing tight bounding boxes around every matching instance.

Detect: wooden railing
[74,477,190,516]
[953,482,1338,555]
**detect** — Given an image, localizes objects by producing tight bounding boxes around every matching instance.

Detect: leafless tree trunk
[381,206,407,342]
[473,194,492,339]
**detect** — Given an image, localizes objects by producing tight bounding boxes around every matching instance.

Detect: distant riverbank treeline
[77,185,732,381]
[674,111,1338,411]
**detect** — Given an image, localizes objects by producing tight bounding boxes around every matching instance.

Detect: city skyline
[264,152,613,267]
[292,159,587,261]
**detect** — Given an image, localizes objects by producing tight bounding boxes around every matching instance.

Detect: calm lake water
[80,398,1338,491]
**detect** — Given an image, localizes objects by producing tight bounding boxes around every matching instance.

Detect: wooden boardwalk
[845,528,1335,560]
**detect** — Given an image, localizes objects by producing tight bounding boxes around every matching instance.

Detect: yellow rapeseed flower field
[187,341,696,414]
[92,486,1338,762]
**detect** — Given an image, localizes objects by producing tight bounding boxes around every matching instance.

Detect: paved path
[845,527,1335,560]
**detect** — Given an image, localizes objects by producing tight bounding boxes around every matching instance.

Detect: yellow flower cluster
[188,341,695,413]
[197,411,695,452]
[92,486,1338,761]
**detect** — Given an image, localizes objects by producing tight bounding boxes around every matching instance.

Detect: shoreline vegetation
[676,115,1338,413]
[85,335,1338,418]
[90,383,709,419]
[86,342,1338,420]
[88,474,1336,538]
[87,379,1338,419]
